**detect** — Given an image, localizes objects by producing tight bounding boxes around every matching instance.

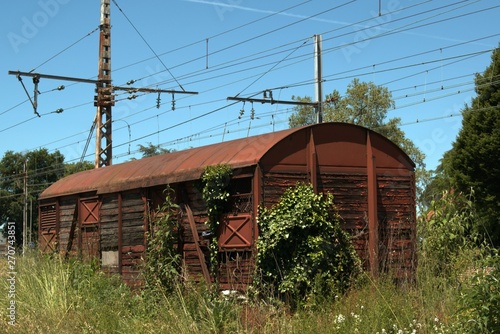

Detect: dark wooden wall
[376,174,416,280]
[58,197,78,257]
[39,191,147,287]
[262,169,417,280]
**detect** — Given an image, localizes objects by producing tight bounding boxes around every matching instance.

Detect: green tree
[0,149,65,247]
[137,142,172,158]
[437,45,500,245]
[64,161,94,176]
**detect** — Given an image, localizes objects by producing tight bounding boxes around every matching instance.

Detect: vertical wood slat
[65,200,78,258]
[56,200,60,252]
[308,128,318,193]
[118,193,123,275]
[253,165,262,240]
[366,132,379,277]
[78,197,100,261]
[184,204,211,285]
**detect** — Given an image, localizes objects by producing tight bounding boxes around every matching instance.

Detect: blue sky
[1,0,499,171]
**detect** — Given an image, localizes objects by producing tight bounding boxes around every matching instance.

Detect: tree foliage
[418,190,478,276]
[64,161,94,176]
[458,253,500,333]
[138,142,173,158]
[0,149,65,246]
[255,182,361,304]
[426,45,500,245]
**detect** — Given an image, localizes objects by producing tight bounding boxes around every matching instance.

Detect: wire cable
[235,38,311,97]
[2,103,497,187]
[28,26,100,73]
[112,0,186,91]
[113,1,313,74]
[127,1,356,86]
[3,0,496,162]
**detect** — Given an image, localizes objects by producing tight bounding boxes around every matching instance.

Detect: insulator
[250,102,255,120]
[126,79,135,85]
[239,102,245,119]
[55,108,63,114]
[57,85,65,91]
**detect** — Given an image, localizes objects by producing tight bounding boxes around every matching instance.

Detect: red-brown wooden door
[39,204,57,253]
[218,213,253,250]
[218,213,254,290]
[79,198,100,261]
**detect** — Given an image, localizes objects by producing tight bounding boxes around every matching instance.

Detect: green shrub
[255,182,361,305]
[144,186,181,291]
[418,190,478,276]
[458,252,500,333]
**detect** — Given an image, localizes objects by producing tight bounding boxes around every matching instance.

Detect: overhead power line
[29,26,100,73]
[113,1,497,99]
[3,1,498,167]
[4,0,492,119]
[8,44,496,152]
[111,0,186,91]
[3,42,493,139]
[125,1,356,87]
[2,102,498,188]
[112,0,313,74]
[108,0,474,90]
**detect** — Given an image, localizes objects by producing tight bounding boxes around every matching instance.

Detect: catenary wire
[2,0,496,161]
[2,102,497,188]
[111,0,186,91]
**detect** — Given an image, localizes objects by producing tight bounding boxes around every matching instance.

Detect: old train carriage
[38,123,417,289]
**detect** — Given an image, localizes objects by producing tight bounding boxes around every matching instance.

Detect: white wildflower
[334,314,346,324]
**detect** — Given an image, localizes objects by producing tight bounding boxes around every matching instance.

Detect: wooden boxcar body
[39,123,416,289]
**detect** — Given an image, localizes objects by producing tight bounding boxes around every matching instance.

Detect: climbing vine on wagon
[201,164,233,276]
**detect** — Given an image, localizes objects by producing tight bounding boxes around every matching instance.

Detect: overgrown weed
[1,249,498,333]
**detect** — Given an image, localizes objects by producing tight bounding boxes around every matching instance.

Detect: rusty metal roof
[40,126,297,199]
[39,123,414,199]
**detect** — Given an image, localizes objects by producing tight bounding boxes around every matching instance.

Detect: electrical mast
[95,0,113,168]
[9,1,198,169]
[227,34,324,123]
[314,34,323,124]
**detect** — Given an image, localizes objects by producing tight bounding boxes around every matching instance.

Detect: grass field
[2,248,497,334]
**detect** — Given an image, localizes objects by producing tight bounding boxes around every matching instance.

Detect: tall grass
[0,249,496,333]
